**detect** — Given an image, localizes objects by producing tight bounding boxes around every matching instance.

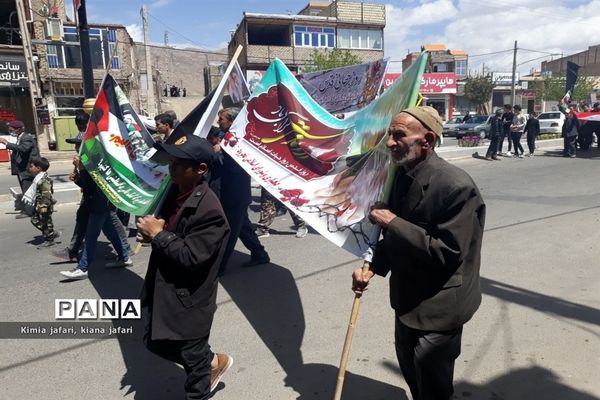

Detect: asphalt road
[1,147,599,400]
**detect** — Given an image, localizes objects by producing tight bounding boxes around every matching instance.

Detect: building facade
[401,44,468,120]
[0,0,36,141]
[541,44,600,77]
[228,0,385,80]
[133,43,227,119]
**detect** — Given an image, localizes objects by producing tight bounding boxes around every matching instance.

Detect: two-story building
[228,0,385,84]
[401,44,468,120]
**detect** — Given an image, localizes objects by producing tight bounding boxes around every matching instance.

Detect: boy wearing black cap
[137,134,233,399]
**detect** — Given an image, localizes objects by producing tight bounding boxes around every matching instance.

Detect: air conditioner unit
[44,18,63,41]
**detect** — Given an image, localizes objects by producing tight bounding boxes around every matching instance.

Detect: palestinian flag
[80,74,170,215]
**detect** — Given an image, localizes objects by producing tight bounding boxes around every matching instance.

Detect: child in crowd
[23,157,59,247]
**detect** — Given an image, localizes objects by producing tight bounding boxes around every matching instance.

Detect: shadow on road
[220,253,406,399]
[455,366,599,399]
[85,242,184,399]
[481,277,600,327]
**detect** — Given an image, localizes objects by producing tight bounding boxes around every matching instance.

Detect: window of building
[455,60,467,76]
[52,81,100,115]
[337,28,382,50]
[293,25,334,48]
[432,63,448,72]
[248,24,290,46]
[47,27,120,70]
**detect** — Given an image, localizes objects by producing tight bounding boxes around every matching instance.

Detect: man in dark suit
[352,106,486,400]
[136,134,233,399]
[0,120,39,216]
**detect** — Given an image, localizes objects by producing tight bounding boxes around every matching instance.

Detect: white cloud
[384,0,600,74]
[126,24,143,42]
[150,0,173,8]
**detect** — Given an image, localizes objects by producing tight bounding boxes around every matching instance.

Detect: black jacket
[523,118,540,136]
[6,132,39,178]
[142,180,230,340]
[372,153,485,331]
[489,116,502,138]
[74,168,114,213]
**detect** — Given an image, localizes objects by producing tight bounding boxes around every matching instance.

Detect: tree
[302,48,362,73]
[538,73,597,102]
[464,75,494,115]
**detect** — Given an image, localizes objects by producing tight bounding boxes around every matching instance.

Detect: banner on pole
[296,59,388,114]
[225,54,427,256]
[80,74,170,215]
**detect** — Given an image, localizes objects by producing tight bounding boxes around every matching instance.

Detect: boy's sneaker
[506,151,512,157]
[210,353,233,392]
[37,240,56,249]
[295,226,308,238]
[60,268,88,280]
[105,258,133,268]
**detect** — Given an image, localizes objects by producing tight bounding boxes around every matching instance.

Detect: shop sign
[381,73,400,90]
[0,57,28,88]
[420,73,457,94]
[36,105,51,125]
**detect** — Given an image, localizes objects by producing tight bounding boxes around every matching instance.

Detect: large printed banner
[225,54,427,256]
[296,59,388,114]
[80,75,170,215]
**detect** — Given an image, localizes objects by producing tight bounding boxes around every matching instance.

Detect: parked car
[452,115,493,139]
[442,117,463,137]
[537,111,565,134]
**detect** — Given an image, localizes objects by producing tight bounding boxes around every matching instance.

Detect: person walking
[0,120,39,216]
[485,108,503,160]
[352,106,485,400]
[562,105,580,158]
[25,157,59,248]
[137,134,233,399]
[510,105,526,158]
[499,104,514,156]
[523,111,540,156]
[216,107,270,275]
[255,187,308,238]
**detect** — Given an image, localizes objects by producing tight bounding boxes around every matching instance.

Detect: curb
[0,139,566,205]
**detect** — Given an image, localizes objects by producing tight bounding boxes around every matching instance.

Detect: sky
[76,0,600,75]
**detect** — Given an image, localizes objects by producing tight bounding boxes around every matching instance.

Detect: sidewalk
[1,139,565,206]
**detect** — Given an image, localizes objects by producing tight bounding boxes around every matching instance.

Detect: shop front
[382,72,457,121]
[421,72,457,121]
[0,53,35,134]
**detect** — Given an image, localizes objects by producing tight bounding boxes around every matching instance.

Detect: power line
[469,49,513,58]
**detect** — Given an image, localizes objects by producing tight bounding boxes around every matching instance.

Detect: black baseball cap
[153,134,213,165]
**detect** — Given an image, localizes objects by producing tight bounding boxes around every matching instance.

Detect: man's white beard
[390,140,421,166]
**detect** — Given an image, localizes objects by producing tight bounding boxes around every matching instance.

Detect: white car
[538,111,565,134]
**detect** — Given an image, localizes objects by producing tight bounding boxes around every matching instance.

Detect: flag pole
[333,260,370,400]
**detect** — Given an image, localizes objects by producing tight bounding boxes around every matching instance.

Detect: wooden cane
[333,261,371,400]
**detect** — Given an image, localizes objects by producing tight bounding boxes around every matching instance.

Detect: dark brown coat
[142,180,230,340]
[372,153,485,331]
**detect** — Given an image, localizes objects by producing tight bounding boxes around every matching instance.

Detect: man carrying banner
[137,134,233,399]
[352,106,485,400]
[216,107,270,274]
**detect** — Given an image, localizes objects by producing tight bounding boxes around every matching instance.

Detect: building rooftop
[422,44,447,51]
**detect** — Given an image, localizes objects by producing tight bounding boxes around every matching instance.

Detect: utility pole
[77,0,94,100]
[14,0,47,150]
[163,30,168,47]
[510,40,517,107]
[141,5,156,116]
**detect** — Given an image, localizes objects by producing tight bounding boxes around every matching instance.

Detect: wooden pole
[333,261,371,400]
